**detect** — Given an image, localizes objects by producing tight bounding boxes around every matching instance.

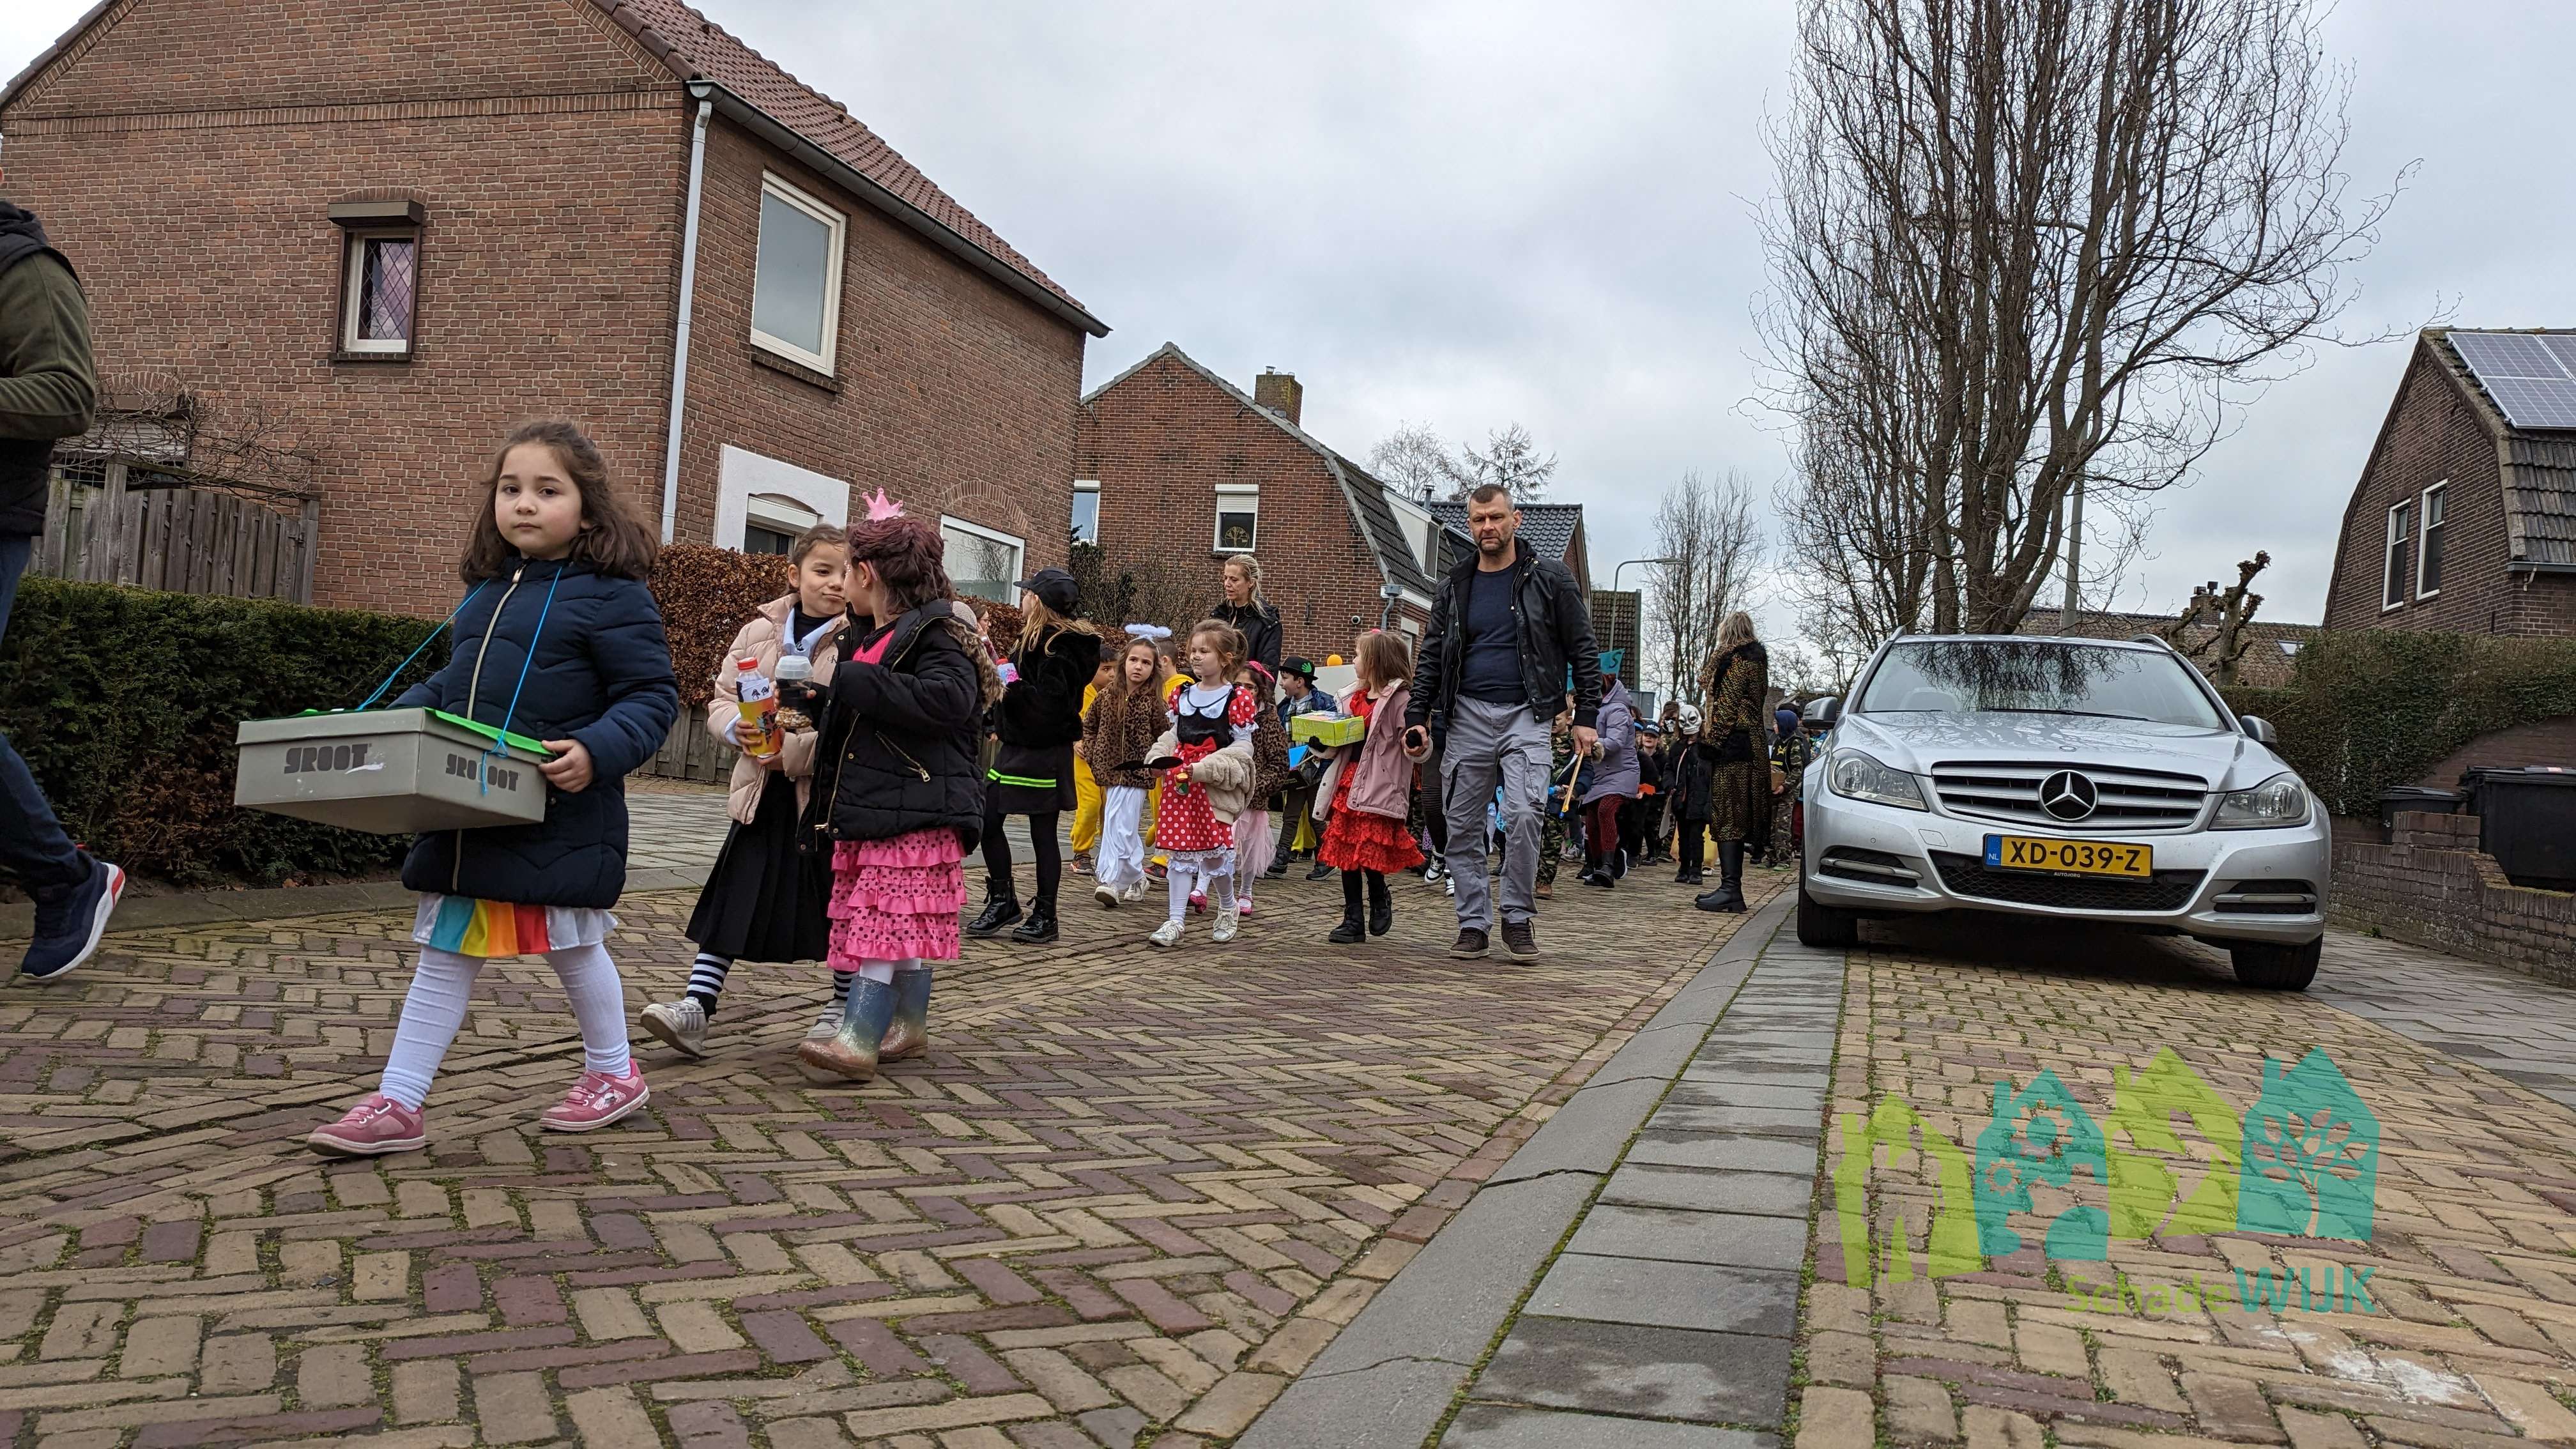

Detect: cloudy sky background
[3,0,2562,681]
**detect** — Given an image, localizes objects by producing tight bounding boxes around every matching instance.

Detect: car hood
[1832,712,2289,790]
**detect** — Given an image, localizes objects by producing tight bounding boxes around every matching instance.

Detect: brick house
[1075,345,1440,661]
[0,0,1105,615]
[2321,329,2576,638]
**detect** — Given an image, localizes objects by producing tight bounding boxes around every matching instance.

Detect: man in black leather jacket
[1404,485,1599,960]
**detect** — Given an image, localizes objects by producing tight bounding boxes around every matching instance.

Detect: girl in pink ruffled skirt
[792,496,1001,1082]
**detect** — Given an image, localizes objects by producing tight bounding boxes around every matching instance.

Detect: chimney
[1254,369,1303,426]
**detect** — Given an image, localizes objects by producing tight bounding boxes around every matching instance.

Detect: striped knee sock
[687,952,733,1014]
[831,970,855,1008]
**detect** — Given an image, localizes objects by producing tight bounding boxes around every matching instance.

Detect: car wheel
[1797,877,1860,949]
[2229,937,2320,992]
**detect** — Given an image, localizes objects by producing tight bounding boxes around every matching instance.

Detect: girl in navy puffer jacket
[310,422,678,1158]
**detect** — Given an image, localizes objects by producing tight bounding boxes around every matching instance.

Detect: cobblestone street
[0,850,1787,1447]
[1804,919,2576,1449]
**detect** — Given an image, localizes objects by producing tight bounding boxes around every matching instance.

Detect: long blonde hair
[1715,610,1758,654]
[1016,592,1097,654]
[1224,554,1266,609]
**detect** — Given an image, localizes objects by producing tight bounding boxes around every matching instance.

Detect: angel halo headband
[1123,623,1173,641]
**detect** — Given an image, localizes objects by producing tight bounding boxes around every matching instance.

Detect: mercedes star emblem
[2039,770,2098,822]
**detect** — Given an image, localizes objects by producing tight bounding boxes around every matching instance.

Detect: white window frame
[2382,500,2412,612]
[940,515,1026,603]
[1071,479,1102,546]
[1214,484,1260,555]
[713,445,848,553]
[749,172,847,374]
[339,228,417,356]
[2416,482,2446,599]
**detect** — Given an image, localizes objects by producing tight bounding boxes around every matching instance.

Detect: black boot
[1328,870,1367,944]
[1694,843,1747,913]
[967,883,1022,937]
[1010,900,1059,944]
[1367,871,1392,937]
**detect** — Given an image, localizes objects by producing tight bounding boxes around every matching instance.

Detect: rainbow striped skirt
[411,894,617,959]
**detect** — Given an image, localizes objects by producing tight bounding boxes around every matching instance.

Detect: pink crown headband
[860,487,905,521]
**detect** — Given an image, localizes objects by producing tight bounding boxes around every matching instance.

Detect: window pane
[2384,505,2409,607]
[358,237,415,342]
[1217,508,1257,552]
[743,523,795,556]
[753,191,833,357]
[1071,490,1100,544]
[2420,496,2444,594]
[942,523,1022,602]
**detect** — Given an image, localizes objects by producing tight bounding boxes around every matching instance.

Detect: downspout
[661,91,714,544]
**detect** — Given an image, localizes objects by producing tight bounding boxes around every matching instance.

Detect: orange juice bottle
[733,658,780,758]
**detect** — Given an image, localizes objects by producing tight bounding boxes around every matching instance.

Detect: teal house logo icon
[1834,1046,2380,1308]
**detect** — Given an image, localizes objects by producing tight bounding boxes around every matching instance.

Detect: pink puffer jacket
[708,596,847,825]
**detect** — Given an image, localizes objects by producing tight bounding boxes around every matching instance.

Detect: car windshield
[1854,640,2227,730]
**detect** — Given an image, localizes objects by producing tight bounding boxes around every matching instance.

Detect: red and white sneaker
[1235,896,1255,919]
[308,1094,427,1157]
[539,1064,650,1133]
[1189,891,1208,915]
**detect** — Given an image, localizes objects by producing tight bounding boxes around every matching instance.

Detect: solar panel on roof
[2449,332,2576,430]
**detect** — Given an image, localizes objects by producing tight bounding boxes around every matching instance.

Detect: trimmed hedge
[0,577,450,887]
[651,545,795,707]
[2222,630,2576,816]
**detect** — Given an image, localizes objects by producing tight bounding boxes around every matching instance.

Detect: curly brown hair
[460,420,659,582]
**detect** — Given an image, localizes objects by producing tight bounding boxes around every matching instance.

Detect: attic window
[751,173,845,373]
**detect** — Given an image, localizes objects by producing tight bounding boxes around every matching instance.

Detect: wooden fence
[38,460,319,604]
[647,713,738,783]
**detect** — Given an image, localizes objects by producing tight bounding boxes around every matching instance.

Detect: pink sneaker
[539,1064,650,1133]
[308,1094,427,1157]
[1236,896,1256,919]
[1190,892,1207,914]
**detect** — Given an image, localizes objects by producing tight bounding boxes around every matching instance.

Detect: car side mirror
[2238,714,2277,746]
[1803,696,1842,726]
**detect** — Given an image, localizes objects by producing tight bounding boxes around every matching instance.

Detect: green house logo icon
[2236,1049,2378,1241]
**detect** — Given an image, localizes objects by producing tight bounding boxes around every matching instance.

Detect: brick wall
[2329,810,2576,986]
[669,119,1086,569]
[1,0,1087,616]
[2408,713,2576,788]
[2323,340,2576,636]
[1078,351,1420,664]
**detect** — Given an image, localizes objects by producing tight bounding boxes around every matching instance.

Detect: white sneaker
[1120,879,1148,905]
[806,1000,843,1039]
[640,999,709,1059]
[1211,904,1239,943]
[1445,878,1457,897]
[1149,918,1185,947]
[1424,861,1446,883]
[1096,881,1121,908]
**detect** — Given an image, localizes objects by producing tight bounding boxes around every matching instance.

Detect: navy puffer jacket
[394,556,679,908]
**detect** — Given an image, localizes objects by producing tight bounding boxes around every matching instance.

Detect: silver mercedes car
[1797,633,2329,990]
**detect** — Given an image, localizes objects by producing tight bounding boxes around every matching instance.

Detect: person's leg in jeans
[1490,707,1551,927]
[1441,703,1506,934]
[0,536,86,900]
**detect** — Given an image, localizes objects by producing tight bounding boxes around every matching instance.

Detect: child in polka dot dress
[1147,621,1259,947]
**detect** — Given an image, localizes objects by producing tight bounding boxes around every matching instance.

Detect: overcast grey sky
[3,1,2560,652]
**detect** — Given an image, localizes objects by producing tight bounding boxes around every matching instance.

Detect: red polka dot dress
[1153,682,1258,857]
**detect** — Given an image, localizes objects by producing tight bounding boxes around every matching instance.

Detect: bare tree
[1368,422,1465,502]
[1646,471,1763,700]
[1455,423,1558,502]
[2159,550,2270,686]
[1761,0,2403,640]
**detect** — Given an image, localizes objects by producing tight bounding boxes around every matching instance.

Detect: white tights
[1165,852,1236,923]
[379,944,632,1110]
[847,956,926,986]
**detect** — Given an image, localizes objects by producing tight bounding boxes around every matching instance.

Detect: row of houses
[0,0,1597,671]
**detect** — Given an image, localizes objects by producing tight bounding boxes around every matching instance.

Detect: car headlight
[1827,749,1927,811]
[2214,771,2310,829]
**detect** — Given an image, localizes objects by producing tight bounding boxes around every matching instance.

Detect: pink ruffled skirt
[828,828,968,967]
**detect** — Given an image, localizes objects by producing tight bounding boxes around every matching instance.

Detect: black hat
[1280,656,1319,680]
[1014,567,1078,615]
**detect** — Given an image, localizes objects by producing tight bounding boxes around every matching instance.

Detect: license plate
[1984,834,2152,877]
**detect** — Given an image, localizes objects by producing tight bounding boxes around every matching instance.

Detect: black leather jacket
[1408,539,1602,733]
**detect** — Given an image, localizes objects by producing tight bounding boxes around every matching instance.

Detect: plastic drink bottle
[734,658,781,758]
[772,654,816,726]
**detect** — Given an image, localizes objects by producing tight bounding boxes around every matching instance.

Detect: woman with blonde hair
[1692,610,1771,914]
[1211,554,1283,672]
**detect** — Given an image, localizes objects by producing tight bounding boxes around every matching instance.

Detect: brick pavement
[0,852,1785,1446]
[1802,917,2576,1449]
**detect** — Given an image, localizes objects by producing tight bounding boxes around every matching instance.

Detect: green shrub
[0,577,450,887]
[2221,630,2576,815]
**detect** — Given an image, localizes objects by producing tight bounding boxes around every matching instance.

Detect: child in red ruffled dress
[1320,629,1426,945]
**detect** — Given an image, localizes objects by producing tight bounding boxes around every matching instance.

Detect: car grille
[1929,852,2204,912]
[1929,761,2207,831]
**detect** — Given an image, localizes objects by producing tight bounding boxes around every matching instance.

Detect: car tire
[1797,877,1860,949]
[2229,937,2320,992]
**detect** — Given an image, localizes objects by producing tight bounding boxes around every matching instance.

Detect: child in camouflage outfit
[1535,706,1579,898]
